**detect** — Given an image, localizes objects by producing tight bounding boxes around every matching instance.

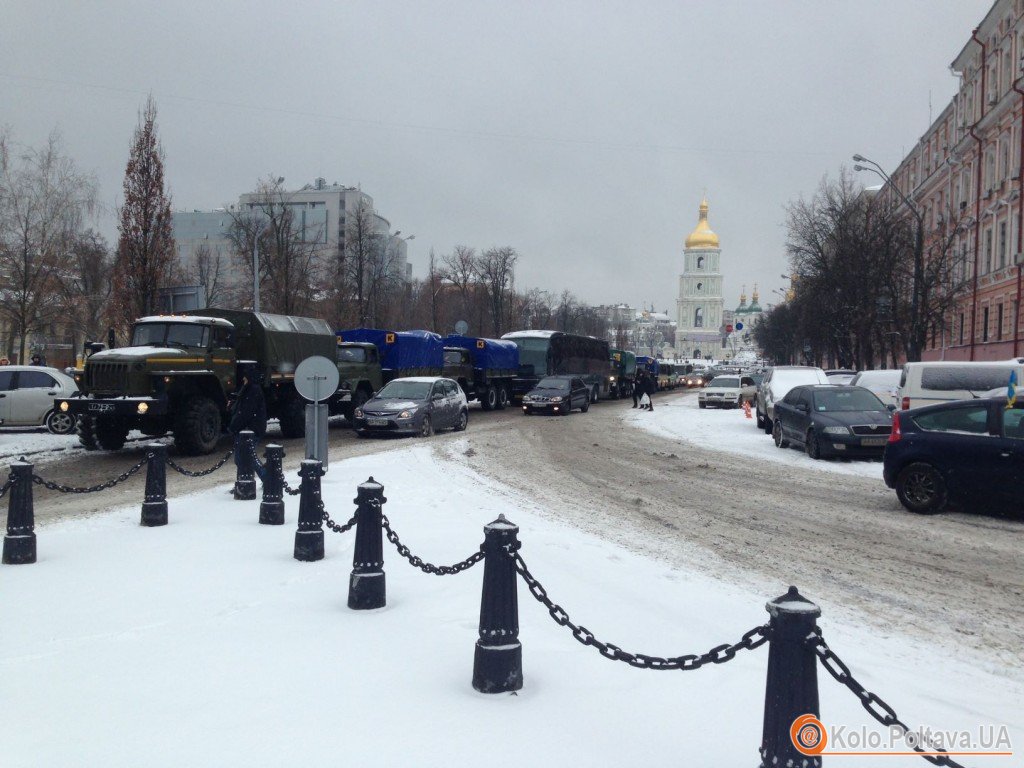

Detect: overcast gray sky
[1,0,993,318]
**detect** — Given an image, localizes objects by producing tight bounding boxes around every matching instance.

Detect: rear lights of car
[888,412,902,443]
[901,396,910,410]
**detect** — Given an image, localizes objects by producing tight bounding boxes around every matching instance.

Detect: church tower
[675,195,725,359]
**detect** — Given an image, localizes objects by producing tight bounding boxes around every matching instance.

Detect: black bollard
[259,444,285,525]
[348,477,387,610]
[759,586,823,768]
[140,443,168,527]
[232,430,257,501]
[472,514,523,693]
[3,462,36,564]
[293,459,325,561]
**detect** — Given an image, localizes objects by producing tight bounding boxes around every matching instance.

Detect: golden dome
[685,195,720,249]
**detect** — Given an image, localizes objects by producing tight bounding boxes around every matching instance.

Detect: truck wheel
[77,415,99,451]
[496,385,509,410]
[174,397,222,455]
[95,418,130,451]
[482,385,498,411]
[278,397,306,439]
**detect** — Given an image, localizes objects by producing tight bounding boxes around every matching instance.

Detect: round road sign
[735,321,744,331]
[726,324,734,333]
[455,319,469,335]
[294,355,340,402]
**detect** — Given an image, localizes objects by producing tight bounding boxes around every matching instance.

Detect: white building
[675,196,725,359]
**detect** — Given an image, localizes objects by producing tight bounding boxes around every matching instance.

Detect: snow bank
[1,445,1016,767]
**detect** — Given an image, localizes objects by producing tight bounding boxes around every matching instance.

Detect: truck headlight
[341,380,350,390]
[609,376,615,382]
[59,401,69,412]
[137,402,149,414]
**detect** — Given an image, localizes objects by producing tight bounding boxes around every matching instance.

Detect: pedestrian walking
[631,371,643,408]
[644,368,658,411]
[229,362,268,482]
[30,354,44,366]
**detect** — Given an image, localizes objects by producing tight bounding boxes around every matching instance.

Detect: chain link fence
[166,449,234,478]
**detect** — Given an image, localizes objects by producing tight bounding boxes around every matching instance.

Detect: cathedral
[675,196,725,359]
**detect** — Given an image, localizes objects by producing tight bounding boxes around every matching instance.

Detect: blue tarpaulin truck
[442,334,519,410]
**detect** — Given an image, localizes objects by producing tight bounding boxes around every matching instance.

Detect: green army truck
[56,310,340,455]
[334,341,384,419]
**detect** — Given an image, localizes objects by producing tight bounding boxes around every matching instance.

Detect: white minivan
[756,365,830,433]
[897,361,1024,410]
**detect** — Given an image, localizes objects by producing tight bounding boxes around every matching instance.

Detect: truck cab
[335,341,384,417]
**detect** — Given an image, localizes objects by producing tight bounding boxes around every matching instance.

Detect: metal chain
[380,512,485,575]
[513,550,770,670]
[31,453,150,494]
[0,472,17,501]
[806,630,966,768]
[246,440,266,471]
[322,507,357,534]
[166,449,234,478]
[282,479,302,496]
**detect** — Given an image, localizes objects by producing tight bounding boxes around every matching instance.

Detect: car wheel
[763,413,773,435]
[581,398,590,413]
[698,401,707,408]
[805,430,821,460]
[355,430,369,439]
[455,409,468,431]
[45,409,76,435]
[419,416,433,437]
[590,386,598,403]
[772,420,789,448]
[755,409,765,428]
[895,463,948,514]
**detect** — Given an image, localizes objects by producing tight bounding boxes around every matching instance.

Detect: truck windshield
[377,381,431,399]
[443,350,464,365]
[337,346,368,363]
[131,323,209,349]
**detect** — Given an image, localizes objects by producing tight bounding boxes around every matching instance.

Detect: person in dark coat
[229,365,268,480]
[631,372,643,408]
[643,369,657,411]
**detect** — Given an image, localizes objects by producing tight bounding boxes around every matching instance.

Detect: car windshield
[812,388,885,412]
[337,346,367,363]
[376,381,431,399]
[536,378,569,391]
[710,377,739,388]
[131,322,208,348]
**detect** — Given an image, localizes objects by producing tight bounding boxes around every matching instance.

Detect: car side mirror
[887,404,897,412]
[798,403,809,412]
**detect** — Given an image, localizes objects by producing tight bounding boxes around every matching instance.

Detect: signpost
[294,356,340,470]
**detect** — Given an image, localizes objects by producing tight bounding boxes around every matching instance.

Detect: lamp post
[853,154,926,361]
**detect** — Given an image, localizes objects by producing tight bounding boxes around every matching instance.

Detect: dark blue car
[883,397,1024,514]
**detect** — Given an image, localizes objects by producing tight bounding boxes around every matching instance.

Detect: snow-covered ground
[627,394,884,479]
[2,442,1017,766]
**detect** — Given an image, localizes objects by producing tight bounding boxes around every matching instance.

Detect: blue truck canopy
[636,356,660,375]
[444,335,519,371]
[336,328,444,371]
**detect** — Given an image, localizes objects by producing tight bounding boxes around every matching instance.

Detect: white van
[897,361,1024,410]
[849,369,901,408]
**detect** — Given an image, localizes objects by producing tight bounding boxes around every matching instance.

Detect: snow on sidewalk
[1,444,1017,767]
[626,394,885,479]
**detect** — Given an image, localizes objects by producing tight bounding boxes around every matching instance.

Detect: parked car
[698,374,757,409]
[772,384,893,459]
[522,375,590,415]
[756,365,830,434]
[897,361,1024,410]
[849,369,901,408]
[883,398,1024,514]
[0,366,79,434]
[352,377,468,437]
[825,369,857,385]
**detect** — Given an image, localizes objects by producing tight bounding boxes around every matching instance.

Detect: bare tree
[111,96,175,331]
[227,176,322,316]
[60,229,113,353]
[189,242,231,308]
[341,198,378,325]
[0,129,97,362]
[478,246,518,336]
[440,245,479,328]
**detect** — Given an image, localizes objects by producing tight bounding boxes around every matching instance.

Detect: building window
[1000,222,1008,268]
[986,228,994,273]
[696,256,704,269]
[959,312,965,345]
[998,303,1004,340]
[694,307,704,328]
[983,306,990,342]
[696,282,703,292]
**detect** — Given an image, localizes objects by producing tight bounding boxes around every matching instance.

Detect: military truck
[56,309,340,455]
[609,348,636,398]
[442,334,518,410]
[334,328,444,418]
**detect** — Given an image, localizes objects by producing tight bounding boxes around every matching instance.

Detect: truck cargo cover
[444,335,519,371]
[336,328,444,371]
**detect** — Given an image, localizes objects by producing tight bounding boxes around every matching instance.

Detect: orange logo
[791,714,828,756]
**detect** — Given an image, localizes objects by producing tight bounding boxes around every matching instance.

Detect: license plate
[367,417,388,426]
[861,437,887,447]
[89,403,114,412]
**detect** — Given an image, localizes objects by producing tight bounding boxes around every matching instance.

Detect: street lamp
[853,153,926,361]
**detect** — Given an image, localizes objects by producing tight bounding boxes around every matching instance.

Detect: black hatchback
[883,398,1024,514]
[772,384,893,459]
[522,376,590,415]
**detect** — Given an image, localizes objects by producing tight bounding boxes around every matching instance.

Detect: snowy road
[7,389,1023,670]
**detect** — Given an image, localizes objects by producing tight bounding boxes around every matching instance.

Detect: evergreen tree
[112,96,174,333]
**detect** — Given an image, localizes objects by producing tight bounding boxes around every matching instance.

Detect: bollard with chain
[140,444,168,527]
[759,586,822,768]
[293,459,325,561]
[3,462,35,564]
[472,514,523,693]
[348,477,387,609]
[259,444,285,525]
[232,430,257,501]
